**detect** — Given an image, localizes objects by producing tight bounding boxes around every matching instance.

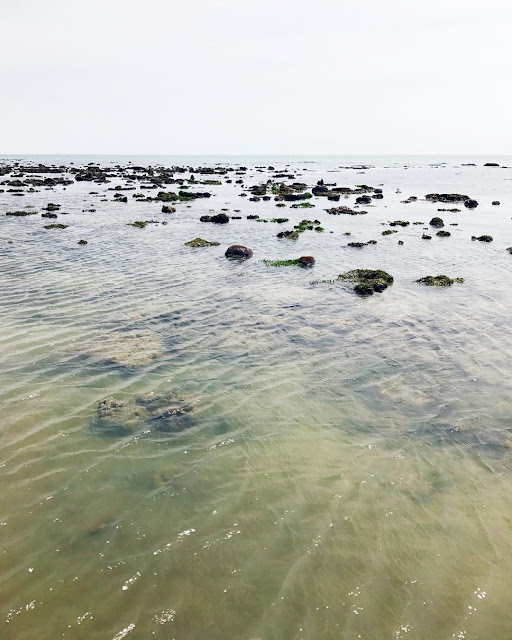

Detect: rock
[464,199,478,208]
[41,212,58,218]
[492,201,500,206]
[96,397,148,435]
[429,217,444,227]
[416,275,464,287]
[162,205,176,213]
[85,329,164,368]
[44,223,68,229]
[355,195,372,205]
[44,203,61,211]
[78,239,88,245]
[337,269,393,296]
[436,230,451,237]
[184,238,220,247]
[225,244,253,259]
[422,234,432,240]
[298,256,315,267]
[277,230,299,239]
[425,193,470,203]
[135,392,196,433]
[95,391,197,436]
[484,162,500,167]
[326,206,366,216]
[471,235,493,242]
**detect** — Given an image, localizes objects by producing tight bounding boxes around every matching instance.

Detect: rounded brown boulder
[225,244,253,259]
[298,256,315,268]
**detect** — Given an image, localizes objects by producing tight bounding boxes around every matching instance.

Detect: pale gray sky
[1,0,511,154]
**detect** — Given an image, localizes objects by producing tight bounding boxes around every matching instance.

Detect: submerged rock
[136,392,196,433]
[86,329,164,368]
[95,391,197,436]
[225,244,253,259]
[96,397,148,435]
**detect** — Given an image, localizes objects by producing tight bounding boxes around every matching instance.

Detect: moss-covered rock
[436,230,451,237]
[44,223,68,229]
[338,269,394,296]
[430,217,444,227]
[184,238,220,247]
[416,275,464,287]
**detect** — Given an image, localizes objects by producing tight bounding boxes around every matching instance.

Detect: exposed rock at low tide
[225,244,253,259]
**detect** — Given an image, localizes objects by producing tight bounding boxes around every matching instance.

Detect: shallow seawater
[1,155,512,639]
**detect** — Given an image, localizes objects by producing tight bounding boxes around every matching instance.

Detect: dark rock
[464,199,478,209]
[492,201,500,206]
[430,217,444,227]
[162,205,176,213]
[298,256,315,267]
[225,244,253,259]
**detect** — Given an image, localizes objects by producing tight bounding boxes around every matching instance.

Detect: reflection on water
[1,156,512,639]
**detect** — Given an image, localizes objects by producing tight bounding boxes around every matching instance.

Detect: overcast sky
[1,0,511,154]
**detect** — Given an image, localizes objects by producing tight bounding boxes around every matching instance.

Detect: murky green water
[1,156,512,639]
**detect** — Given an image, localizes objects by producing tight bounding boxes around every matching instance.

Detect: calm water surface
[1,156,512,639]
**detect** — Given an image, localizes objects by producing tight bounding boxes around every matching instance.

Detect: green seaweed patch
[128,220,159,228]
[382,229,398,235]
[416,275,464,287]
[185,238,220,247]
[6,210,38,216]
[315,226,324,232]
[44,223,68,229]
[263,259,301,267]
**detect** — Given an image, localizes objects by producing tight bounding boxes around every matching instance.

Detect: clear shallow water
[1,156,512,639]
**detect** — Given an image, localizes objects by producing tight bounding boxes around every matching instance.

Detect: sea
[1,155,512,639]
